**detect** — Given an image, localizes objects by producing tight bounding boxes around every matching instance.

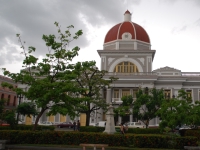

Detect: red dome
[104,21,150,44]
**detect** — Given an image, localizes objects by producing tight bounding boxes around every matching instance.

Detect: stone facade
[89,10,200,126]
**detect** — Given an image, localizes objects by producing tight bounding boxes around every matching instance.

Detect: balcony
[112,98,136,104]
[112,98,122,104]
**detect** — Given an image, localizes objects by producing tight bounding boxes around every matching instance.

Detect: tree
[133,87,164,128]
[0,98,17,128]
[114,95,133,120]
[2,110,17,128]
[157,89,200,130]
[156,97,183,130]
[2,22,83,130]
[72,61,118,126]
[17,102,37,118]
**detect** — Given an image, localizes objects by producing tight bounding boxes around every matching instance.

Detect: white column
[118,116,122,125]
[129,108,133,122]
[106,88,112,103]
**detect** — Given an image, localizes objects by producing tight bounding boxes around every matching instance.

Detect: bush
[125,128,161,134]
[185,129,200,140]
[0,125,55,131]
[80,126,105,132]
[80,126,161,134]
[0,130,197,149]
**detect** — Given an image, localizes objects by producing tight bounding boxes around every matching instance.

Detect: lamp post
[16,94,23,124]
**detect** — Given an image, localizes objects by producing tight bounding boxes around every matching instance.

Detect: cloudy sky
[1,0,200,75]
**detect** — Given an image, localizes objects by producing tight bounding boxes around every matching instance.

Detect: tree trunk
[33,108,46,131]
[85,111,90,126]
[145,120,149,129]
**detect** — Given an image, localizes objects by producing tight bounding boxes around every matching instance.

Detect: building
[18,10,200,126]
[0,75,17,111]
[88,10,200,126]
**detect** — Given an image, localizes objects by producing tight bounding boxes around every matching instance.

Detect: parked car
[89,123,97,126]
[0,123,9,126]
[38,121,54,126]
[175,125,191,130]
[126,122,144,128]
[96,121,106,127]
[56,122,74,128]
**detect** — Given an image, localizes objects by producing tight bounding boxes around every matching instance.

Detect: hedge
[0,130,197,149]
[80,126,161,134]
[0,125,55,131]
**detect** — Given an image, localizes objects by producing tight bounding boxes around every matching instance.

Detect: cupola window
[114,61,139,73]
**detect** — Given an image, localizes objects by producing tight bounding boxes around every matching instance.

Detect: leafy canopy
[72,61,118,126]
[2,22,84,130]
[133,87,164,128]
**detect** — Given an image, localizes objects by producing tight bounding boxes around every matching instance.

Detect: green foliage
[133,88,164,128]
[116,127,161,134]
[1,110,17,128]
[17,102,37,117]
[157,89,200,130]
[0,99,16,128]
[1,22,84,130]
[185,129,200,140]
[72,61,118,126]
[80,126,105,132]
[0,124,55,131]
[0,130,197,149]
[80,126,161,134]
[114,95,133,117]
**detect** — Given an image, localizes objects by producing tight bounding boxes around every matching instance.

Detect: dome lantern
[124,10,131,22]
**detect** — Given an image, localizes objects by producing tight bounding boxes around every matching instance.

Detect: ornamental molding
[108,58,115,65]
[138,58,144,65]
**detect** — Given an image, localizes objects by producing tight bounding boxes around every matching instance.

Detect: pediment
[153,66,181,73]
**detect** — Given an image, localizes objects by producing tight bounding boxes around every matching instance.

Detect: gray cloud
[0,0,141,66]
[171,25,188,34]
[195,18,200,26]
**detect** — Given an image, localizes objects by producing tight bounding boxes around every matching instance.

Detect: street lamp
[16,94,23,124]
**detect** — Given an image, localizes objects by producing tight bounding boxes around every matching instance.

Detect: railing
[106,72,157,76]
[106,72,200,77]
[181,72,200,76]
[112,98,122,103]
[112,98,136,104]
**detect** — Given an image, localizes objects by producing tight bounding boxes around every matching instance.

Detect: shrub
[0,125,55,131]
[80,126,105,132]
[0,130,197,149]
[185,129,200,140]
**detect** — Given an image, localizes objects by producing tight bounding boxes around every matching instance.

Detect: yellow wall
[60,115,66,122]
[25,116,32,125]
[48,115,54,122]
[80,113,86,126]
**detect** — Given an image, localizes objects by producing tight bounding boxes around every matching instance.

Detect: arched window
[1,94,4,99]
[7,95,10,106]
[13,96,16,106]
[114,61,139,73]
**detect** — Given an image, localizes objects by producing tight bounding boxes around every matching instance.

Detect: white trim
[117,23,123,40]
[103,39,151,46]
[130,21,137,40]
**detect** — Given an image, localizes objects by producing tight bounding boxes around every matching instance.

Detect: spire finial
[124,10,131,22]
